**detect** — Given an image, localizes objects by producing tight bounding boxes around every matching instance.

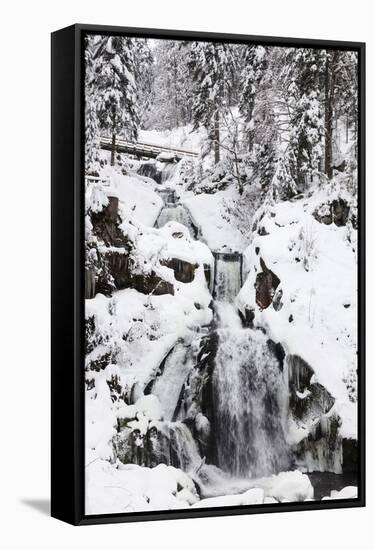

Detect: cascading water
[158,188,176,204]
[212,328,291,478]
[213,252,242,302]
[162,422,202,471]
[155,204,198,238]
[152,343,195,421]
[148,179,292,486]
[209,250,291,479]
[160,162,179,184]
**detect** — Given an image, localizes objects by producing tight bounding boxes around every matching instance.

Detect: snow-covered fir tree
[94,36,139,165]
[85,35,102,176]
[283,48,325,185]
[238,45,267,152]
[268,151,298,202]
[188,41,237,164]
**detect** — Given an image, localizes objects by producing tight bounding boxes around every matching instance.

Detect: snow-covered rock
[85,461,199,515]
[322,486,358,500]
[192,488,265,508]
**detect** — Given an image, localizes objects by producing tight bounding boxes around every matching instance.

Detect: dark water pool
[307,471,358,500]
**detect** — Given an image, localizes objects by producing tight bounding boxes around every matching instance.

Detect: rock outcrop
[160,258,197,284]
[255,258,280,309]
[313,198,350,227]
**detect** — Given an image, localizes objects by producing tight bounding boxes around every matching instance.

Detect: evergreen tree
[85,35,102,175]
[324,50,358,178]
[94,36,139,166]
[143,41,194,130]
[133,39,154,128]
[268,151,298,202]
[284,48,325,185]
[337,51,358,150]
[239,45,267,152]
[188,42,236,164]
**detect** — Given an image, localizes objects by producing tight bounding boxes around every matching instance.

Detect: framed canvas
[51,24,365,525]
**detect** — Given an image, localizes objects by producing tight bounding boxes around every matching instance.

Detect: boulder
[138,161,162,184]
[294,413,342,473]
[287,354,314,392]
[91,199,128,248]
[255,257,280,309]
[332,199,350,227]
[132,271,174,296]
[160,257,197,283]
[313,198,350,227]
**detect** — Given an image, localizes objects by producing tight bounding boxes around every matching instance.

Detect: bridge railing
[100,136,198,160]
[85,175,111,187]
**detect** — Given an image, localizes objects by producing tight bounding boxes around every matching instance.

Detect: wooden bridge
[100,136,198,161]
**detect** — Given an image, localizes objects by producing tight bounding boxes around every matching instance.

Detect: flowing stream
[212,327,290,478]
[154,188,200,238]
[213,252,243,302]
[150,185,290,482]
[152,343,195,421]
[126,170,349,499]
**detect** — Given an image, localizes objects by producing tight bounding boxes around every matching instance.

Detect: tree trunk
[247,102,254,153]
[324,51,338,180]
[214,109,220,164]
[111,133,116,166]
[173,57,179,128]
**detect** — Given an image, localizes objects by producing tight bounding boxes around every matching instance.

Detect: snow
[194,470,313,507]
[156,152,177,162]
[255,470,314,502]
[322,486,358,500]
[183,190,247,252]
[85,179,109,213]
[192,488,264,508]
[100,164,163,226]
[237,183,357,439]
[86,368,118,461]
[86,460,315,515]
[138,125,203,154]
[85,460,199,515]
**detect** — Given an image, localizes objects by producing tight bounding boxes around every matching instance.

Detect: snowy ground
[183,190,247,252]
[86,457,357,515]
[100,164,164,226]
[138,125,206,154]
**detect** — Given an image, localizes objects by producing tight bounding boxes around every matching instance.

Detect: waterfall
[155,204,198,238]
[212,328,290,478]
[160,163,178,184]
[158,188,176,204]
[161,422,202,471]
[152,343,194,421]
[214,302,242,330]
[213,252,242,302]
[211,253,291,479]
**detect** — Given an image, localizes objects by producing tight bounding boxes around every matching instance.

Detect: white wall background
[0,0,371,547]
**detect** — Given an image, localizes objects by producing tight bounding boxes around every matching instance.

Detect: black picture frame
[51,23,366,526]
